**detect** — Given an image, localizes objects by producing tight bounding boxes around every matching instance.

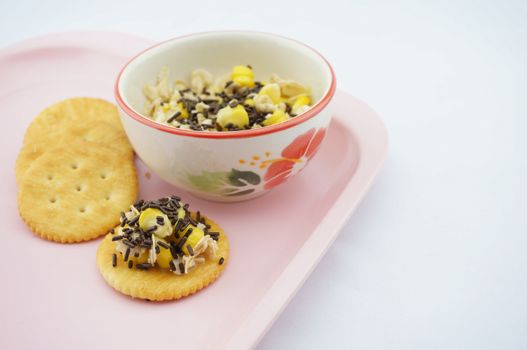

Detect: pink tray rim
[0,31,388,350]
[228,94,388,348]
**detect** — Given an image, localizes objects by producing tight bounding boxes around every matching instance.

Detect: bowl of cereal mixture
[115,31,336,201]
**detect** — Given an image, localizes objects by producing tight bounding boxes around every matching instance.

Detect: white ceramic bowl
[115,31,336,202]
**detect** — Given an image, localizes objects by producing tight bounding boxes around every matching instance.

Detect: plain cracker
[18,142,138,243]
[96,218,229,301]
[16,119,133,184]
[23,97,124,145]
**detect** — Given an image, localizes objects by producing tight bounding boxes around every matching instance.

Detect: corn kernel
[155,238,173,269]
[262,109,289,126]
[232,75,255,87]
[181,226,205,256]
[231,65,255,87]
[292,95,311,114]
[244,98,255,107]
[162,102,172,113]
[177,207,186,220]
[231,65,254,79]
[217,105,249,128]
[178,102,189,119]
[139,208,172,237]
[258,83,281,104]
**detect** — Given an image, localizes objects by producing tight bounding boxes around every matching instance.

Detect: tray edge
[226,90,389,349]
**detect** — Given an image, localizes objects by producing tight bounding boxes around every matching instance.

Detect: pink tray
[0,32,388,349]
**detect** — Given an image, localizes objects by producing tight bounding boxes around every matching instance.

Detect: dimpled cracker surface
[96,218,229,301]
[15,119,133,184]
[18,142,138,243]
[23,97,124,145]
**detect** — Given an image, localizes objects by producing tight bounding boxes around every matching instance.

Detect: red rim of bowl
[114,31,337,139]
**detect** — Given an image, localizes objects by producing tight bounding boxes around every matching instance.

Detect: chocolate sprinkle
[145,226,157,234]
[188,216,198,227]
[157,240,170,249]
[186,244,194,256]
[136,263,152,270]
[122,240,135,248]
[112,254,117,267]
[219,257,225,265]
[128,216,139,226]
[124,247,131,262]
[178,262,185,274]
[167,111,181,123]
[169,260,176,271]
[170,244,179,259]
[128,260,133,269]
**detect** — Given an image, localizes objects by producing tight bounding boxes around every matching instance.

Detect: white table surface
[2,0,525,349]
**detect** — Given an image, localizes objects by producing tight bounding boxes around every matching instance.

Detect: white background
[1,0,526,349]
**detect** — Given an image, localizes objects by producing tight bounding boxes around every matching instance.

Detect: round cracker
[23,97,124,145]
[16,119,133,184]
[96,218,229,301]
[18,141,138,243]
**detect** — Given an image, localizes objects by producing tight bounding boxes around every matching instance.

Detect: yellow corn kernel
[232,75,255,87]
[162,102,172,113]
[166,207,187,244]
[177,207,186,220]
[244,98,255,106]
[263,109,289,126]
[231,65,255,87]
[258,83,281,104]
[231,65,254,79]
[139,208,161,229]
[173,102,188,119]
[155,238,173,269]
[181,226,205,256]
[177,102,189,119]
[138,208,172,237]
[291,95,311,114]
[292,95,311,110]
[216,105,249,129]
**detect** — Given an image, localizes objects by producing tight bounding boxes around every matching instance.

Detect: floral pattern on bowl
[185,127,326,197]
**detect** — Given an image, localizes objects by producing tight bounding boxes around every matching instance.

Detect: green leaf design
[187,168,261,196]
[228,169,261,187]
[188,171,230,192]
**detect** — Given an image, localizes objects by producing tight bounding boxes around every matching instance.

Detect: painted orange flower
[264,128,326,189]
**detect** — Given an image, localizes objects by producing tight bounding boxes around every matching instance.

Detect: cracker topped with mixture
[96,196,229,301]
[143,65,313,131]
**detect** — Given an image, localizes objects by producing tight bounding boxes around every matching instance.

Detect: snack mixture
[16,98,138,243]
[143,65,313,131]
[96,196,229,301]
